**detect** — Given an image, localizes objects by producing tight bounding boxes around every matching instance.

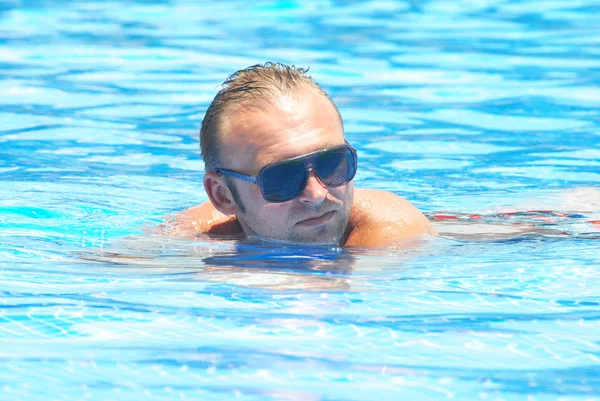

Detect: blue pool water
[1,0,600,399]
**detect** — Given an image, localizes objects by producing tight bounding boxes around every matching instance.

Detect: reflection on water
[78,236,358,291]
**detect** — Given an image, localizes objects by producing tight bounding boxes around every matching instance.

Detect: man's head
[200,62,354,245]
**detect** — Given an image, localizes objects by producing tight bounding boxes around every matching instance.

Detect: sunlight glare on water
[1,0,600,400]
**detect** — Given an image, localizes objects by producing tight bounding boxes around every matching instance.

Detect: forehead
[220,87,345,169]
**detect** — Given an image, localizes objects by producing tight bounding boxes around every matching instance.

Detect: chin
[288,228,343,245]
[248,216,347,245]
[288,237,340,246]
[252,234,339,246]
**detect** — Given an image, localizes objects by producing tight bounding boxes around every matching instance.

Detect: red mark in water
[432,214,460,221]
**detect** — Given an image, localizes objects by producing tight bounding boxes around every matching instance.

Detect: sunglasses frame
[214,143,358,203]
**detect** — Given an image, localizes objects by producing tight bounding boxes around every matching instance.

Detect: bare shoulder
[155,201,242,238]
[345,188,438,247]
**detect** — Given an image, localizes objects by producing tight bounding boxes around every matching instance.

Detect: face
[216,87,354,245]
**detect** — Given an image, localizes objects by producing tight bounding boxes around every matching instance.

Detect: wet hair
[199,62,342,173]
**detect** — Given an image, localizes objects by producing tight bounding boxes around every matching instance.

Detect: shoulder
[156,201,243,238]
[345,188,438,247]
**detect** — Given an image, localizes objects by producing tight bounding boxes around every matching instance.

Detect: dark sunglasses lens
[316,147,356,186]
[261,161,306,202]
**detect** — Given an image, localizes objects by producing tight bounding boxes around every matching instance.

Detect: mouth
[296,211,336,227]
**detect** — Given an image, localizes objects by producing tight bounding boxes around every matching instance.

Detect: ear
[203,172,238,216]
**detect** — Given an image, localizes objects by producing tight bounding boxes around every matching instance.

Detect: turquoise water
[1,0,600,400]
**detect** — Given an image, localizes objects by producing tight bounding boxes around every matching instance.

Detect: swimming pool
[1,0,599,399]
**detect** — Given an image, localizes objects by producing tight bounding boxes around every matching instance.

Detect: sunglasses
[214,143,358,203]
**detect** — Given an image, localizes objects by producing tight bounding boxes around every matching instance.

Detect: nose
[298,169,328,205]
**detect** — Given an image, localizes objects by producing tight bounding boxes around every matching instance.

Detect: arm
[344,189,438,247]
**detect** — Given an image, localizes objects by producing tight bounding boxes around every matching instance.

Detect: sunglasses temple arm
[214,168,258,184]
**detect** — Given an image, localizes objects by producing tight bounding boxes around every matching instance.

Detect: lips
[296,211,335,226]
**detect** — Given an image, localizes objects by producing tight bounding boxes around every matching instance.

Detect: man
[172,62,438,247]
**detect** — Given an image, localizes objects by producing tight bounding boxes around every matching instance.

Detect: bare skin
[167,85,438,247]
[170,187,437,247]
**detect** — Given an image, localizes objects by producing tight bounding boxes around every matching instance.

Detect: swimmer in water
[169,62,438,247]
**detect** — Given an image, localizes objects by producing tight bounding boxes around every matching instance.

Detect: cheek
[242,186,291,222]
[237,181,265,208]
[246,182,263,199]
[331,182,353,200]
[257,203,292,224]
